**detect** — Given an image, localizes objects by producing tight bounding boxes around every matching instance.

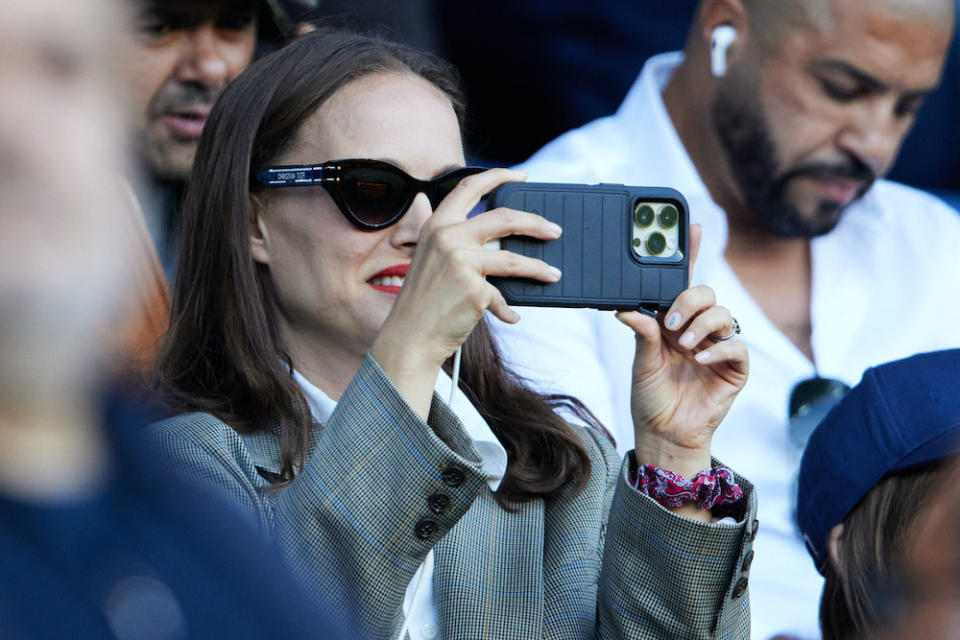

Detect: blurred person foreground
[0,0,350,637]
[881,460,960,639]
[796,349,960,640]
[491,0,960,637]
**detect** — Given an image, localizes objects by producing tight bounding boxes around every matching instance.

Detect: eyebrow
[811,60,885,92]
[811,59,936,100]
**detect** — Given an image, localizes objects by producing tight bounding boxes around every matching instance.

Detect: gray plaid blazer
[148,355,757,639]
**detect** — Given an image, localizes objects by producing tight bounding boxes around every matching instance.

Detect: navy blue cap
[796,349,960,574]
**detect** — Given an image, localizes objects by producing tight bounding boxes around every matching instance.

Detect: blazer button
[741,549,755,573]
[414,519,438,541]
[428,493,451,514]
[732,577,749,599]
[441,465,466,487]
[749,519,759,542]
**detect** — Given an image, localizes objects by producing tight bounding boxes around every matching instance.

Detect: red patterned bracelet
[630,463,744,510]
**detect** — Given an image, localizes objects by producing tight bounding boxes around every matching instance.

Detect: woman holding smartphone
[151,29,755,640]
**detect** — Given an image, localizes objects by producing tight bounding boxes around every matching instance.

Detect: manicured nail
[666,312,681,329]
[548,266,562,280]
[695,350,712,363]
[679,331,696,348]
[548,222,562,235]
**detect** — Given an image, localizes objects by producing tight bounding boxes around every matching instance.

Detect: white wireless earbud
[710,25,737,78]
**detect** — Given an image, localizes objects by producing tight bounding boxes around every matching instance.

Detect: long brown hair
[156,29,603,507]
[820,461,952,639]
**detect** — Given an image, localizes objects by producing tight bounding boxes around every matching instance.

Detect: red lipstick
[368,264,409,296]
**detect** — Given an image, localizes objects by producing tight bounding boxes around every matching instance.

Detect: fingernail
[548,222,562,235]
[695,350,712,363]
[548,266,562,280]
[666,312,681,329]
[679,331,696,348]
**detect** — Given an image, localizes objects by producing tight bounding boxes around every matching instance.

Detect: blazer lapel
[433,492,544,638]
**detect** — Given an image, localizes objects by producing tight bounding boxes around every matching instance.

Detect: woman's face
[250,72,465,365]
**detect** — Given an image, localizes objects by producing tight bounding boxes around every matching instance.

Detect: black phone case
[488,182,689,311]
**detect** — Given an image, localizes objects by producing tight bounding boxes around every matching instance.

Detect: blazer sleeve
[587,429,757,640]
[149,354,489,640]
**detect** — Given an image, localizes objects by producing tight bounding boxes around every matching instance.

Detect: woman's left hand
[616,225,748,481]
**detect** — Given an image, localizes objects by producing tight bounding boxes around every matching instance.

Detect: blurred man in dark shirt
[0,0,350,636]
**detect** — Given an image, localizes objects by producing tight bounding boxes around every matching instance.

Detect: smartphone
[487,182,689,313]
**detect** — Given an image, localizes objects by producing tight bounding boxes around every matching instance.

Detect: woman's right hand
[370,168,562,418]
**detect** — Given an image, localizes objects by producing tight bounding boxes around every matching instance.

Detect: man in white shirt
[492,0,960,638]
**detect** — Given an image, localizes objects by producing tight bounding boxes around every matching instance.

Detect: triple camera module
[631,201,682,260]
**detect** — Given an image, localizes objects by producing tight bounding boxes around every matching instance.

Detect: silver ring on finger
[710,316,741,342]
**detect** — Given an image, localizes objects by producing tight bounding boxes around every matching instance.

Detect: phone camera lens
[646,232,667,255]
[658,204,679,229]
[634,203,654,228]
[632,237,642,247]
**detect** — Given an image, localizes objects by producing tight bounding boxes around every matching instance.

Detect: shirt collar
[616,52,711,201]
[616,51,730,259]
[292,368,337,425]
[293,367,507,491]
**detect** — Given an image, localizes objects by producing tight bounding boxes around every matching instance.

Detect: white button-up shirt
[492,52,960,639]
[294,367,507,640]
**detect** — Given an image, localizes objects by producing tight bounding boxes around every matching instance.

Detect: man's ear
[249,193,271,265]
[698,0,749,71]
[827,523,845,569]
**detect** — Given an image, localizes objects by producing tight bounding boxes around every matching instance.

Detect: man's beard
[710,79,876,239]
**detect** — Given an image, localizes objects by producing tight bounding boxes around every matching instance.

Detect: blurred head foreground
[694,0,954,237]
[796,349,960,639]
[0,0,131,405]
[880,462,960,640]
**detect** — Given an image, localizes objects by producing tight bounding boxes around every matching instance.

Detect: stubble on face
[717,0,954,240]
[138,81,224,181]
[710,69,876,239]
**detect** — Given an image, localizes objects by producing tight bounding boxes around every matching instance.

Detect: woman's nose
[389,192,433,247]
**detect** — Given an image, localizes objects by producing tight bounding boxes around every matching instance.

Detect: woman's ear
[249,193,271,265]
[828,523,845,569]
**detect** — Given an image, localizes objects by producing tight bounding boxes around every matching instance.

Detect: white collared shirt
[293,367,507,640]
[492,52,960,639]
